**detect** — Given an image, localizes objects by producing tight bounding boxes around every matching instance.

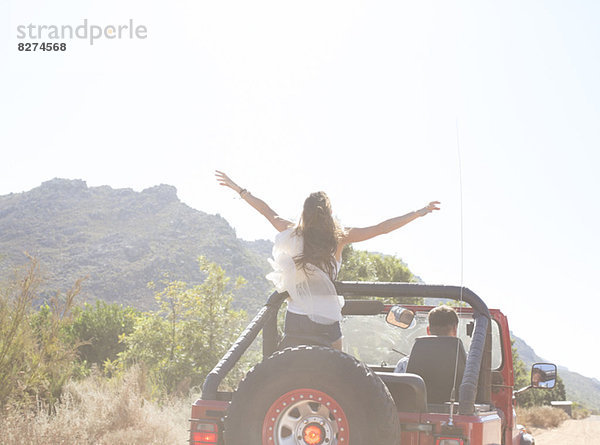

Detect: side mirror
[386,305,415,329]
[531,363,557,389]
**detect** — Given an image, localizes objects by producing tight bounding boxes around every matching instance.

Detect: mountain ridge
[0,178,273,312]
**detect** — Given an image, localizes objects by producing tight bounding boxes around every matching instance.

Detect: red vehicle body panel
[398,412,502,445]
[191,404,504,445]
[191,400,228,421]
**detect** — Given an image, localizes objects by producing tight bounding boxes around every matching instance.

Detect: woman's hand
[215,170,292,232]
[215,170,242,194]
[341,201,442,247]
[417,201,441,216]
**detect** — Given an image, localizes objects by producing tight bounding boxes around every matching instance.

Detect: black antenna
[448,118,465,426]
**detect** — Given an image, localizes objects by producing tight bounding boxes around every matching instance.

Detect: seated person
[396,305,467,404]
[394,305,459,373]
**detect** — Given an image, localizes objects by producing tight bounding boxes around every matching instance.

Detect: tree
[339,245,417,282]
[66,300,139,368]
[119,257,249,395]
[339,245,423,304]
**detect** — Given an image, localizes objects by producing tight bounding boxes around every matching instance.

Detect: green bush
[572,402,591,419]
[0,258,79,410]
[119,256,251,395]
[67,300,139,368]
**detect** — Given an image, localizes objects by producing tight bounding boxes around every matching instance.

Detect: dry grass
[0,367,190,444]
[517,406,569,429]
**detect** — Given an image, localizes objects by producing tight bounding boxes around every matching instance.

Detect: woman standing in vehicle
[215,170,439,350]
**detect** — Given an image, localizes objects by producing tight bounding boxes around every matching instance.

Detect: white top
[394,356,409,373]
[266,228,344,324]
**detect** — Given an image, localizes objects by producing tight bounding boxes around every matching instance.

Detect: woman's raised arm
[342,201,440,245]
[215,170,292,232]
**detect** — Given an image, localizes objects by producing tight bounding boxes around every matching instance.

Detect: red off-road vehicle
[189,282,555,445]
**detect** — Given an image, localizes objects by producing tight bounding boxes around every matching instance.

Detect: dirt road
[531,415,600,445]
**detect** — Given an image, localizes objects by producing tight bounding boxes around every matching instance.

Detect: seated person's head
[427,305,459,337]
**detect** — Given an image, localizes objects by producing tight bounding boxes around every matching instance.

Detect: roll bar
[201,291,286,400]
[334,282,491,319]
[335,282,492,414]
[202,282,491,415]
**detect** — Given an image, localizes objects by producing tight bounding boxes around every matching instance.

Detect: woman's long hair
[294,192,345,280]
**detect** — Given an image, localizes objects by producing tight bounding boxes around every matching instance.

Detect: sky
[2,1,599,380]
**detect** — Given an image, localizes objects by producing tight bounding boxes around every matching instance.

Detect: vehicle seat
[405,336,466,404]
[375,372,427,412]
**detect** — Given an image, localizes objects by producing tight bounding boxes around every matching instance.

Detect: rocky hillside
[0,179,273,312]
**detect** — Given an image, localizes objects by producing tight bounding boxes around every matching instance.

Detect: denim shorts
[284,311,342,344]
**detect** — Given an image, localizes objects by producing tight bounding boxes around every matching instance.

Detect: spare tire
[225,345,400,445]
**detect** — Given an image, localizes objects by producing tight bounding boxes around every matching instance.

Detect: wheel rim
[262,388,350,445]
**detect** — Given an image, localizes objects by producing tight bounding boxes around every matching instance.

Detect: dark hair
[428,305,459,336]
[294,191,344,280]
